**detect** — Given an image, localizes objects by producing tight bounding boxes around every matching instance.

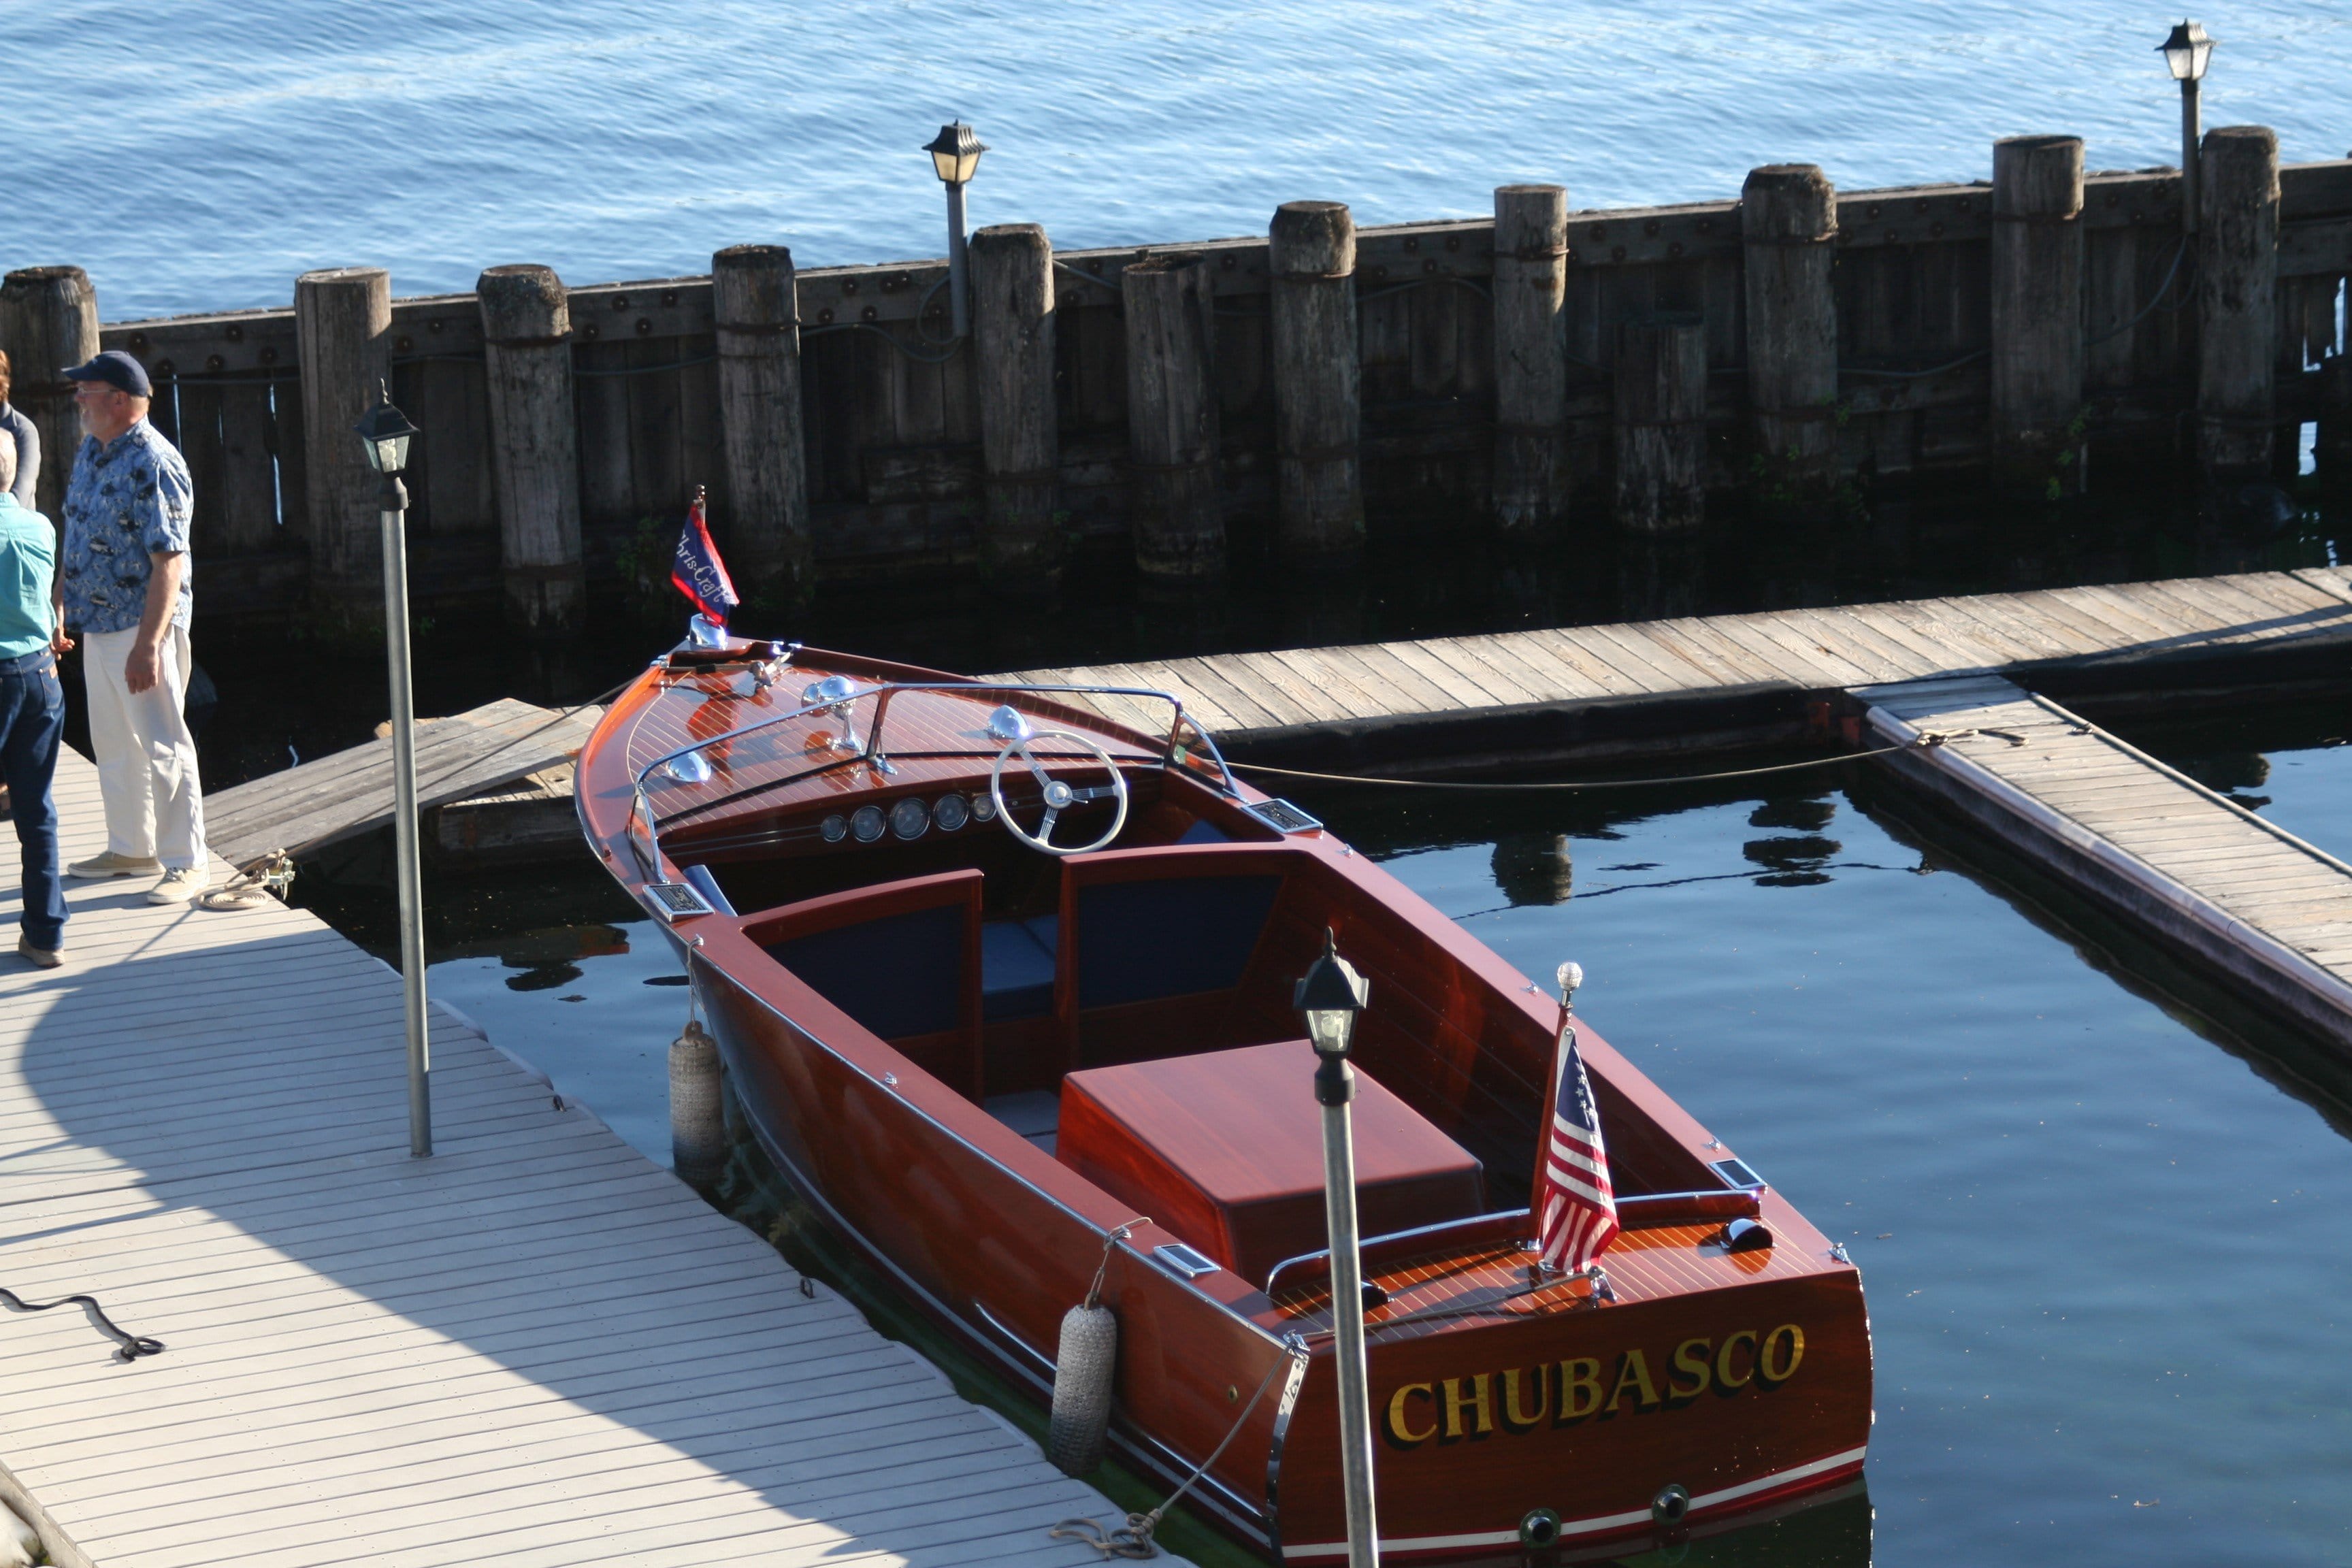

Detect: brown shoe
[17,935,61,969]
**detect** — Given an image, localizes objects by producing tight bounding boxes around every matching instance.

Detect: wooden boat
[574,632,1872,1562]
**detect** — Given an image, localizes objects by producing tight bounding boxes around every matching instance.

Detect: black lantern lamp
[923,121,988,338]
[2156,21,2217,234]
[2157,19,2215,82]
[923,120,988,186]
[1295,928,1370,1062]
[355,381,420,482]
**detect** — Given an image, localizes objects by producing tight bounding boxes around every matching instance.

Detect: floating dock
[202,697,600,872]
[0,749,1162,1568]
[1007,567,2352,770]
[1858,674,2352,1054]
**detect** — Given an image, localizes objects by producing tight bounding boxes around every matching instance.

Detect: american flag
[1535,1004,1620,1273]
[671,489,739,625]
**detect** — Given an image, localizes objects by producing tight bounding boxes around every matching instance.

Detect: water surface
[11,2,2352,319]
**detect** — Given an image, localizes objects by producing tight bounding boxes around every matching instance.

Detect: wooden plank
[1320,642,1467,714]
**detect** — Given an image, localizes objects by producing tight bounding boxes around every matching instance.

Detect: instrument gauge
[971,792,998,823]
[889,796,930,840]
[850,804,887,843]
[818,813,848,844]
[933,794,970,832]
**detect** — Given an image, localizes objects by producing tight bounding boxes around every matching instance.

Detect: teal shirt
[0,496,56,661]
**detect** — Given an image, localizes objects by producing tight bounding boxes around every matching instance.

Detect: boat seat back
[765,904,964,1041]
[981,915,1058,1021]
[1071,875,1279,1009]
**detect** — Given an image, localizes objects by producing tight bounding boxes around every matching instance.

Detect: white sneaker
[68,851,162,879]
[147,867,209,905]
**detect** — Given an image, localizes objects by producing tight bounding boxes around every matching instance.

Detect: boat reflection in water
[574,632,1873,1563]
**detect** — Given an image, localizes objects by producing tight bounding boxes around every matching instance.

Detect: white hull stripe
[1277,1446,1869,1559]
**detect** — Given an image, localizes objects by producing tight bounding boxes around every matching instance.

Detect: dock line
[1226,731,1974,791]
[0,1287,163,1362]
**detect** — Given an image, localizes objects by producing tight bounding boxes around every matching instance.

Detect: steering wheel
[990,730,1131,855]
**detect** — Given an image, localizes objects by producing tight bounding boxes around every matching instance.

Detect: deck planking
[201,698,602,872]
[0,749,1169,1568]
[1857,674,2352,1055]
[1001,568,2352,757]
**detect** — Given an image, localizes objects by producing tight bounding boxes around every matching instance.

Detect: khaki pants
[82,623,207,870]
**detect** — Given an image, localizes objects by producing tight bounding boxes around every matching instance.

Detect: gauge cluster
[817,791,1000,847]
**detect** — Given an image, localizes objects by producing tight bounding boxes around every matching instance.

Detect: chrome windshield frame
[624,678,1239,879]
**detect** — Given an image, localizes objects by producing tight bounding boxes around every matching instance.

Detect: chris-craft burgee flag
[672,492,739,625]
[1535,1005,1620,1273]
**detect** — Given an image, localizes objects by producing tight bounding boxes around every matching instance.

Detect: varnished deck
[1001,568,2352,759]
[0,749,1166,1568]
[1859,673,2352,1054]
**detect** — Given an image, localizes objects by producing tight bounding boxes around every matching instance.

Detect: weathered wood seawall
[7,151,2351,623]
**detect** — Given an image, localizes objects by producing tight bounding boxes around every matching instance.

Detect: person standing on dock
[54,350,207,903]
[0,435,66,964]
[0,351,37,510]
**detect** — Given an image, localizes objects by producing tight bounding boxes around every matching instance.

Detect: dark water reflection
[161,467,2346,795]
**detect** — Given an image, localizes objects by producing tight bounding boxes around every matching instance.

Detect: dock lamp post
[355,385,433,1159]
[923,120,987,338]
[2157,20,2217,234]
[1296,931,1381,1568]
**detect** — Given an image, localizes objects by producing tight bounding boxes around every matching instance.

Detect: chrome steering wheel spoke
[989,731,1132,856]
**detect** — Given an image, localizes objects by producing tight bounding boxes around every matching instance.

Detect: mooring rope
[0,1288,164,1362]
[1226,728,1985,793]
[1051,1335,1311,1560]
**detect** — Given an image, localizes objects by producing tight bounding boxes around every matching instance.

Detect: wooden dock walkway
[203,698,600,872]
[1004,567,2352,770]
[1857,674,2352,1054]
[0,751,1161,1568]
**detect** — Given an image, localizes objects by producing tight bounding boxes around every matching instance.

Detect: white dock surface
[0,749,1151,1568]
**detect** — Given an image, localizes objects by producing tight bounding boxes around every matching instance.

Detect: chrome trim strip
[1275,1445,1872,1559]
[1262,1209,1533,1296]
[1262,1334,1312,1560]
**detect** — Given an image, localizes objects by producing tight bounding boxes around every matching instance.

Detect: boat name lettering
[1381,1324,1806,1447]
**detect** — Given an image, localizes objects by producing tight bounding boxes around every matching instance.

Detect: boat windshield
[623,678,1238,876]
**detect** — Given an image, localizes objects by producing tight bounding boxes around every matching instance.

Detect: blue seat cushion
[982,915,1059,1022]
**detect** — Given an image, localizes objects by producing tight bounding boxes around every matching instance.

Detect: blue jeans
[0,649,66,950]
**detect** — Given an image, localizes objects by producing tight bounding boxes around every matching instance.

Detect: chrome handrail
[625,676,1239,879]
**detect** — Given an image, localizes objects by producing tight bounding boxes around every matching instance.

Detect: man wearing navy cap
[55,349,209,904]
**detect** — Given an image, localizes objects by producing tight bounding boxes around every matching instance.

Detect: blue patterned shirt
[61,419,193,636]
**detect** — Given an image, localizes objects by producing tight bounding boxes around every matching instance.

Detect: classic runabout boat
[575,630,1872,1562]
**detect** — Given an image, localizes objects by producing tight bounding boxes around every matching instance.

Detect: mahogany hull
[688,934,1871,1561]
[579,643,1874,1561]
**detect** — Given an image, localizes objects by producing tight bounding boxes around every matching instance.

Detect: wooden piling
[1491,184,1570,534]
[970,224,1061,589]
[2198,126,2281,478]
[1270,201,1364,563]
[294,267,394,616]
[1122,253,1224,581]
[1740,166,1840,499]
[1613,313,1708,534]
[476,265,585,634]
[0,267,98,521]
[1989,135,2087,496]
[713,244,812,604]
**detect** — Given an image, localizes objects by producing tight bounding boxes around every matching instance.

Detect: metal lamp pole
[922,121,989,338]
[1297,932,1379,1568]
[356,386,431,1157]
[2159,21,2217,235]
